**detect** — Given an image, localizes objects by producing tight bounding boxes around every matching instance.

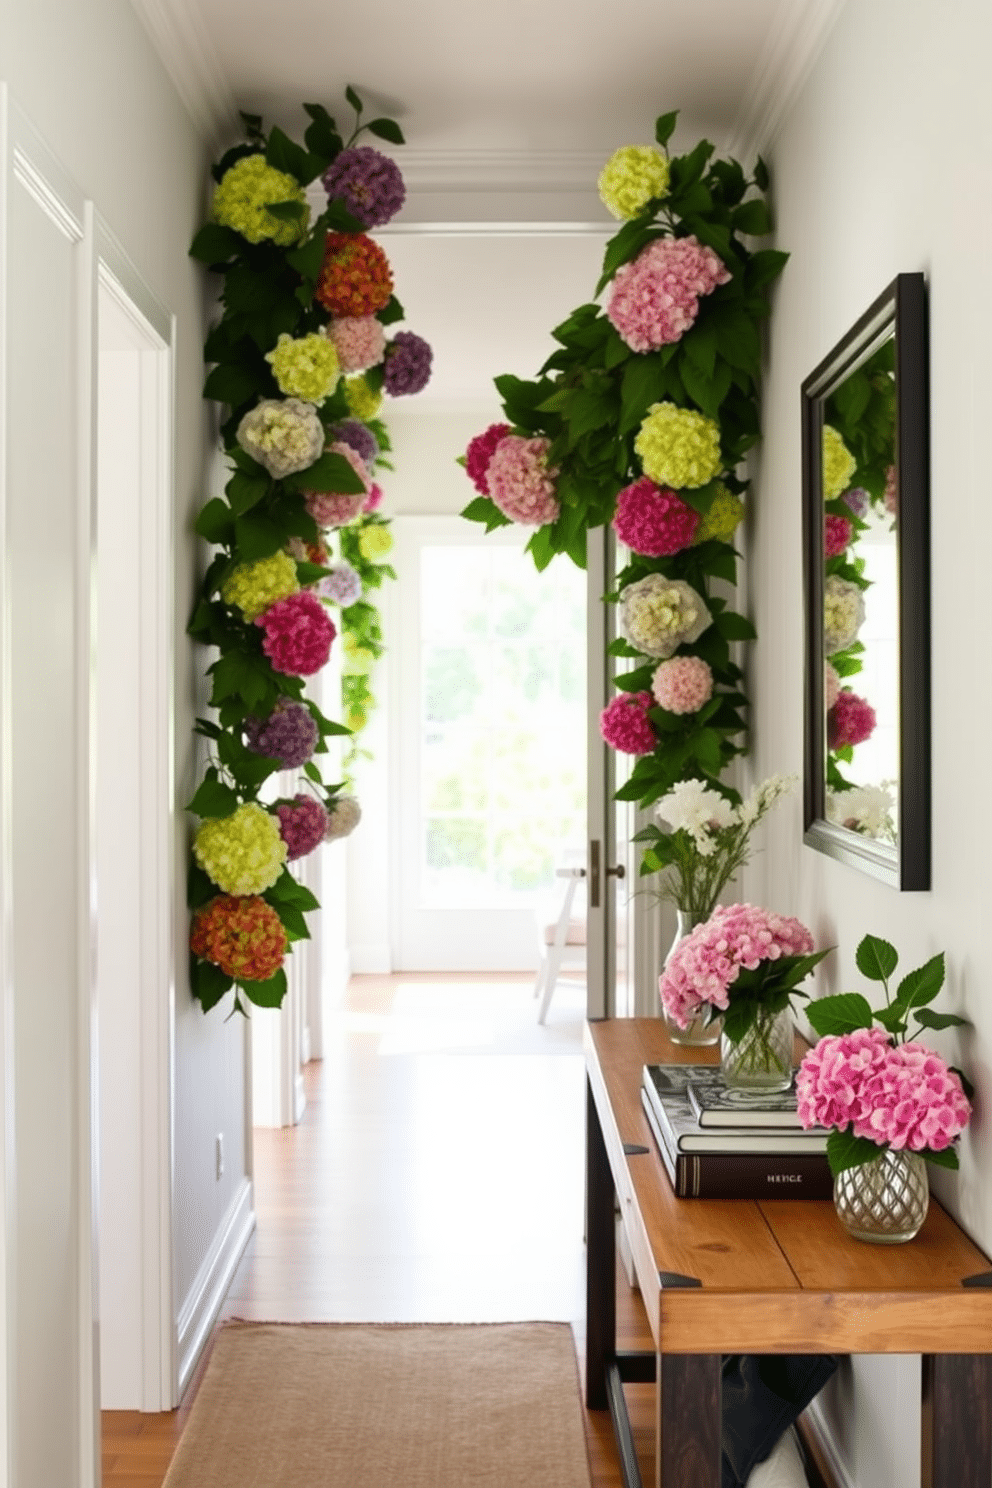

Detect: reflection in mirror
[802,274,929,889]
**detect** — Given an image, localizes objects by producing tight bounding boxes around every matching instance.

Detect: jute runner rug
[163,1321,593,1487]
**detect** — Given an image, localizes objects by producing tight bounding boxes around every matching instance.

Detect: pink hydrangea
[325,316,386,373]
[304,441,371,528]
[599,691,656,755]
[651,656,713,714]
[827,689,876,750]
[465,423,512,495]
[797,1031,970,1153]
[612,477,699,556]
[275,793,330,861]
[255,591,336,676]
[884,464,898,516]
[363,483,383,513]
[486,435,560,526]
[824,661,841,712]
[824,513,853,558]
[606,235,731,352]
[659,903,815,1029]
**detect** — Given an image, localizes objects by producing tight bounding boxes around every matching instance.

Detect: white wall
[0,0,250,1469]
[747,4,992,1486]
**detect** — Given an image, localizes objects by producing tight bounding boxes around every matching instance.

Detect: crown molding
[380,148,607,193]
[725,0,848,162]
[128,0,239,148]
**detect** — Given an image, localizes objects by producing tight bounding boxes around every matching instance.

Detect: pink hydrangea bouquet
[798,934,971,1175]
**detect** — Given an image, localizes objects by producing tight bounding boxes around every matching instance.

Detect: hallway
[102,973,654,1485]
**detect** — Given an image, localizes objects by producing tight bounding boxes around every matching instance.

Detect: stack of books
[640,1063,833,1199]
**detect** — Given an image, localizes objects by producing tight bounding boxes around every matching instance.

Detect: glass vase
[720,1005,793,1090]
[660,909,722,1047]
[833,1149,929,1244]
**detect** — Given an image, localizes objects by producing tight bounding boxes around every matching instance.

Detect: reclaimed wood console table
[585,1018,992,1488]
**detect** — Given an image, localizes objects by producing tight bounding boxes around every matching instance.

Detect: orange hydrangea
[190,895,287,982]
[315,232,394,317]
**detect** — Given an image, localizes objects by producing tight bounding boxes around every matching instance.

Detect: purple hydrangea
[383,331,433,396]
[244,700,319,769]
[327,417,379,466]
[320,560,363,608]
[321,146,406,229]
[275,794,329,861]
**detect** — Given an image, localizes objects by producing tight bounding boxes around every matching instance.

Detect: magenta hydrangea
[659,903,815,1030]
[255,591,336,676]
[797,1030,970,1153]
[244,699,319,769]
[486,435,560,525]
[651,656,713,715]
[327,418,379,466]
[824,513,853,558]
[465,423,512,495]
[612,477,699,556]
[321,146,406,228]
[275,793,330,861]
[827,689,876,749]
[383,331,433,396]
[325,315,386,373]
[363,483,383,513]
[606,235,731,352]
[599,691,656,755]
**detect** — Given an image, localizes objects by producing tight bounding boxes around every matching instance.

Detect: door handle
[588,840,626,908]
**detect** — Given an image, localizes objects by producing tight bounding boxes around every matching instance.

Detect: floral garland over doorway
[461,112,787,859]
[187,91,431,1016]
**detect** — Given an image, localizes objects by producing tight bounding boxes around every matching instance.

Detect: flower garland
[460,110,787,846]
[187,91,431,1015]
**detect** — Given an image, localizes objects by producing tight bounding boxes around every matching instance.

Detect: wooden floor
[103,973,655,1486]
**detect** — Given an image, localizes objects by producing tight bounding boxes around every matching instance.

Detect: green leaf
[345,84,364,113]
[825,1129,885,1177]
[924,1146,960,1170]
[233,513,285,562]
[226,469,270,517]
[265,126,312,183]
[874,1004,908,1035]
[187,862,216,909]
[265,868,320,912]
[241,968,288,1009]
[461,496,512,531]
[286,231,329,285]
[714,610,757,642]
[191,957,233,1013]
[302,103,343,160]
[203,362,264,407]
[597,220,663,294]
[855,934,898,982]
[186,774,239,819]
[210,650,268,707]
[303,761,323,783]
[277,904,311,941]
[376,295,405,326]
[189,223,243,264]
[367,117,405,145]
[806,992,875,1037]
[732,199,772,236]
[195,498,235,544]
[619,355,666,436]
[655,110,679,146]
[753,157,770,192]
[893,954,946,1012]
[913,1008,968,1031]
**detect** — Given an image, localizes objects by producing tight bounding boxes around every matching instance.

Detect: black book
[686,1066,826,1132]
[643,1065,827,1152]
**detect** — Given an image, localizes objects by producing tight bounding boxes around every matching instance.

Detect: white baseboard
[801,1399,856,1488]
[176,1177,255,1398]
[349,942,392,974]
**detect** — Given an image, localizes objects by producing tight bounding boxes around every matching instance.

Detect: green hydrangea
[343,375,383,420]
[212,154,309,246]
[358,525,394,561]
[634,403,722,489]
[598,145,670,220]
[694,483,745,544]
[266,333,340,404]
[221,551,299,621]
[822,424,857,500]
[193,802,287,896]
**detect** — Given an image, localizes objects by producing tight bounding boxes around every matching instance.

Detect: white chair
[534,865,587,1024]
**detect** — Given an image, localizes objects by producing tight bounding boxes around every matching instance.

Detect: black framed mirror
[801,273,930,889]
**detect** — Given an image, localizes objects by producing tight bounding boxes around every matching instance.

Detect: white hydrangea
[826,783,896,841]
[823,575,866,655]
[655,779,735,855]
[620,574,712,659]
[236,397,324,479]
[324,794,362,841]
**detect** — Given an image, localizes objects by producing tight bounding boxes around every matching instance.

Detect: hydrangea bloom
[275,794,329,861]
[193,801,287,896]
[822,425,857,499]
[221,551,299,621]
[654,778,735,853]
[383,331,433,396]
[884,463,898,516]
[320,560,363,607]
[635,403,722,489]
[325,794,362,841]
[651,656,713,714]
[606,235,730,351]
[659,903,815,1029]
[824,513,853,558]
[842,487,869,519]
[363,483,383,513]
[612,477,699,556]
[797,1031,970,1153]
[465,423,512,495]
[599,691,656,754]
[212,154,309,246]
[358,524,394,561]
[824,575,866,653]
[486,435,560,525]
[327,420,379,467]
[620,573,711,658]
[694,484,745,545]
[828,689,876,749]
[255,591,336,675]
[824,660,841,712]
[306,490,366,528]
[315,232,394,317]
[344,375,383,420]
[326,316,386,373]
[237,398,324,478]
[265,332,340,404]
[825,783,895,840]
[244,699,319,769]
[598,145,670,220]
[321,146,406,228]
[190,894,287,982]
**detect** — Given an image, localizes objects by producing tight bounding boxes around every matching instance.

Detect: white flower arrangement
[619,573,712,659]
[826,782,896,841]
[823,574,866,655]
[236,397,325,479]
